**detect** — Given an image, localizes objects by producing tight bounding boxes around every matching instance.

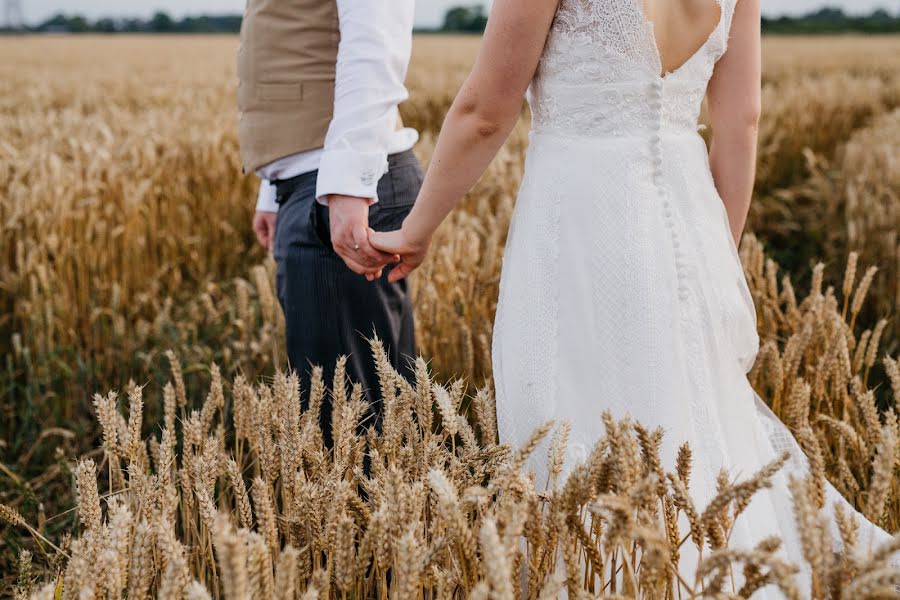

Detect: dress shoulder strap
[709,0,739,62]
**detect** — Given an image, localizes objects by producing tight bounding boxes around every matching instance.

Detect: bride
[371,0,896,594]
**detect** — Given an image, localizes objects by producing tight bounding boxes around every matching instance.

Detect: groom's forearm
[315,0,416,205]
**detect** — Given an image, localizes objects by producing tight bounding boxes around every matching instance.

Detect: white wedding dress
[492,0,897,595]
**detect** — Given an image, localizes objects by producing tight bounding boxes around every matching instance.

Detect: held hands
[331,192,430,283]
[254,196,426,282]
[368,226,430,283]
[328,195,399,282]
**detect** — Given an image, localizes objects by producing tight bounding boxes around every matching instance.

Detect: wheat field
[1,35,900,598]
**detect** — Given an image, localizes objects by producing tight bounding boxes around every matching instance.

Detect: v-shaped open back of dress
[640,0,724,77]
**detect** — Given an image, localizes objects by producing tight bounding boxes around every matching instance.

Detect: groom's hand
[253,211,277,252]
[328,195,398,281]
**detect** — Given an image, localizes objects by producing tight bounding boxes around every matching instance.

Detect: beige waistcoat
[236,0,338,173]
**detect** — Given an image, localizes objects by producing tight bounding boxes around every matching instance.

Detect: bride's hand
[368,226,431,283]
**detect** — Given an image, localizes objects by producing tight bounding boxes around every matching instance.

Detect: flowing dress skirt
[492,130,896,597]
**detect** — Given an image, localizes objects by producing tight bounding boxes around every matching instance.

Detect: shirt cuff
[256,179,279,213]
[315,149,389,205]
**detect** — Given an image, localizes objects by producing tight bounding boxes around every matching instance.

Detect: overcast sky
[21,0,898,27]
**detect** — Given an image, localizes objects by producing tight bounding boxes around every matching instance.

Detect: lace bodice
[529,0,735,138]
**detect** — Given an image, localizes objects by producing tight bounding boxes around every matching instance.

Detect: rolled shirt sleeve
[315,0,416,205]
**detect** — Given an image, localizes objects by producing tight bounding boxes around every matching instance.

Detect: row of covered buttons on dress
[649,77,689,302]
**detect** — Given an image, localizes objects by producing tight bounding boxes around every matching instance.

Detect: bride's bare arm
[370,0,558,280]
[706,0,761,246]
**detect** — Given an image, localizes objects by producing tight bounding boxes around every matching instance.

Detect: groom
[237,0,421,446]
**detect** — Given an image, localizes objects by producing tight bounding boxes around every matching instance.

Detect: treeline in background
[7,5,900,35]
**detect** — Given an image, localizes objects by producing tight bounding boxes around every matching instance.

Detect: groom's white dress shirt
[255,0,419,213]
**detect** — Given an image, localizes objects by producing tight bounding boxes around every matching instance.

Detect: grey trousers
[272,150,422,447]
